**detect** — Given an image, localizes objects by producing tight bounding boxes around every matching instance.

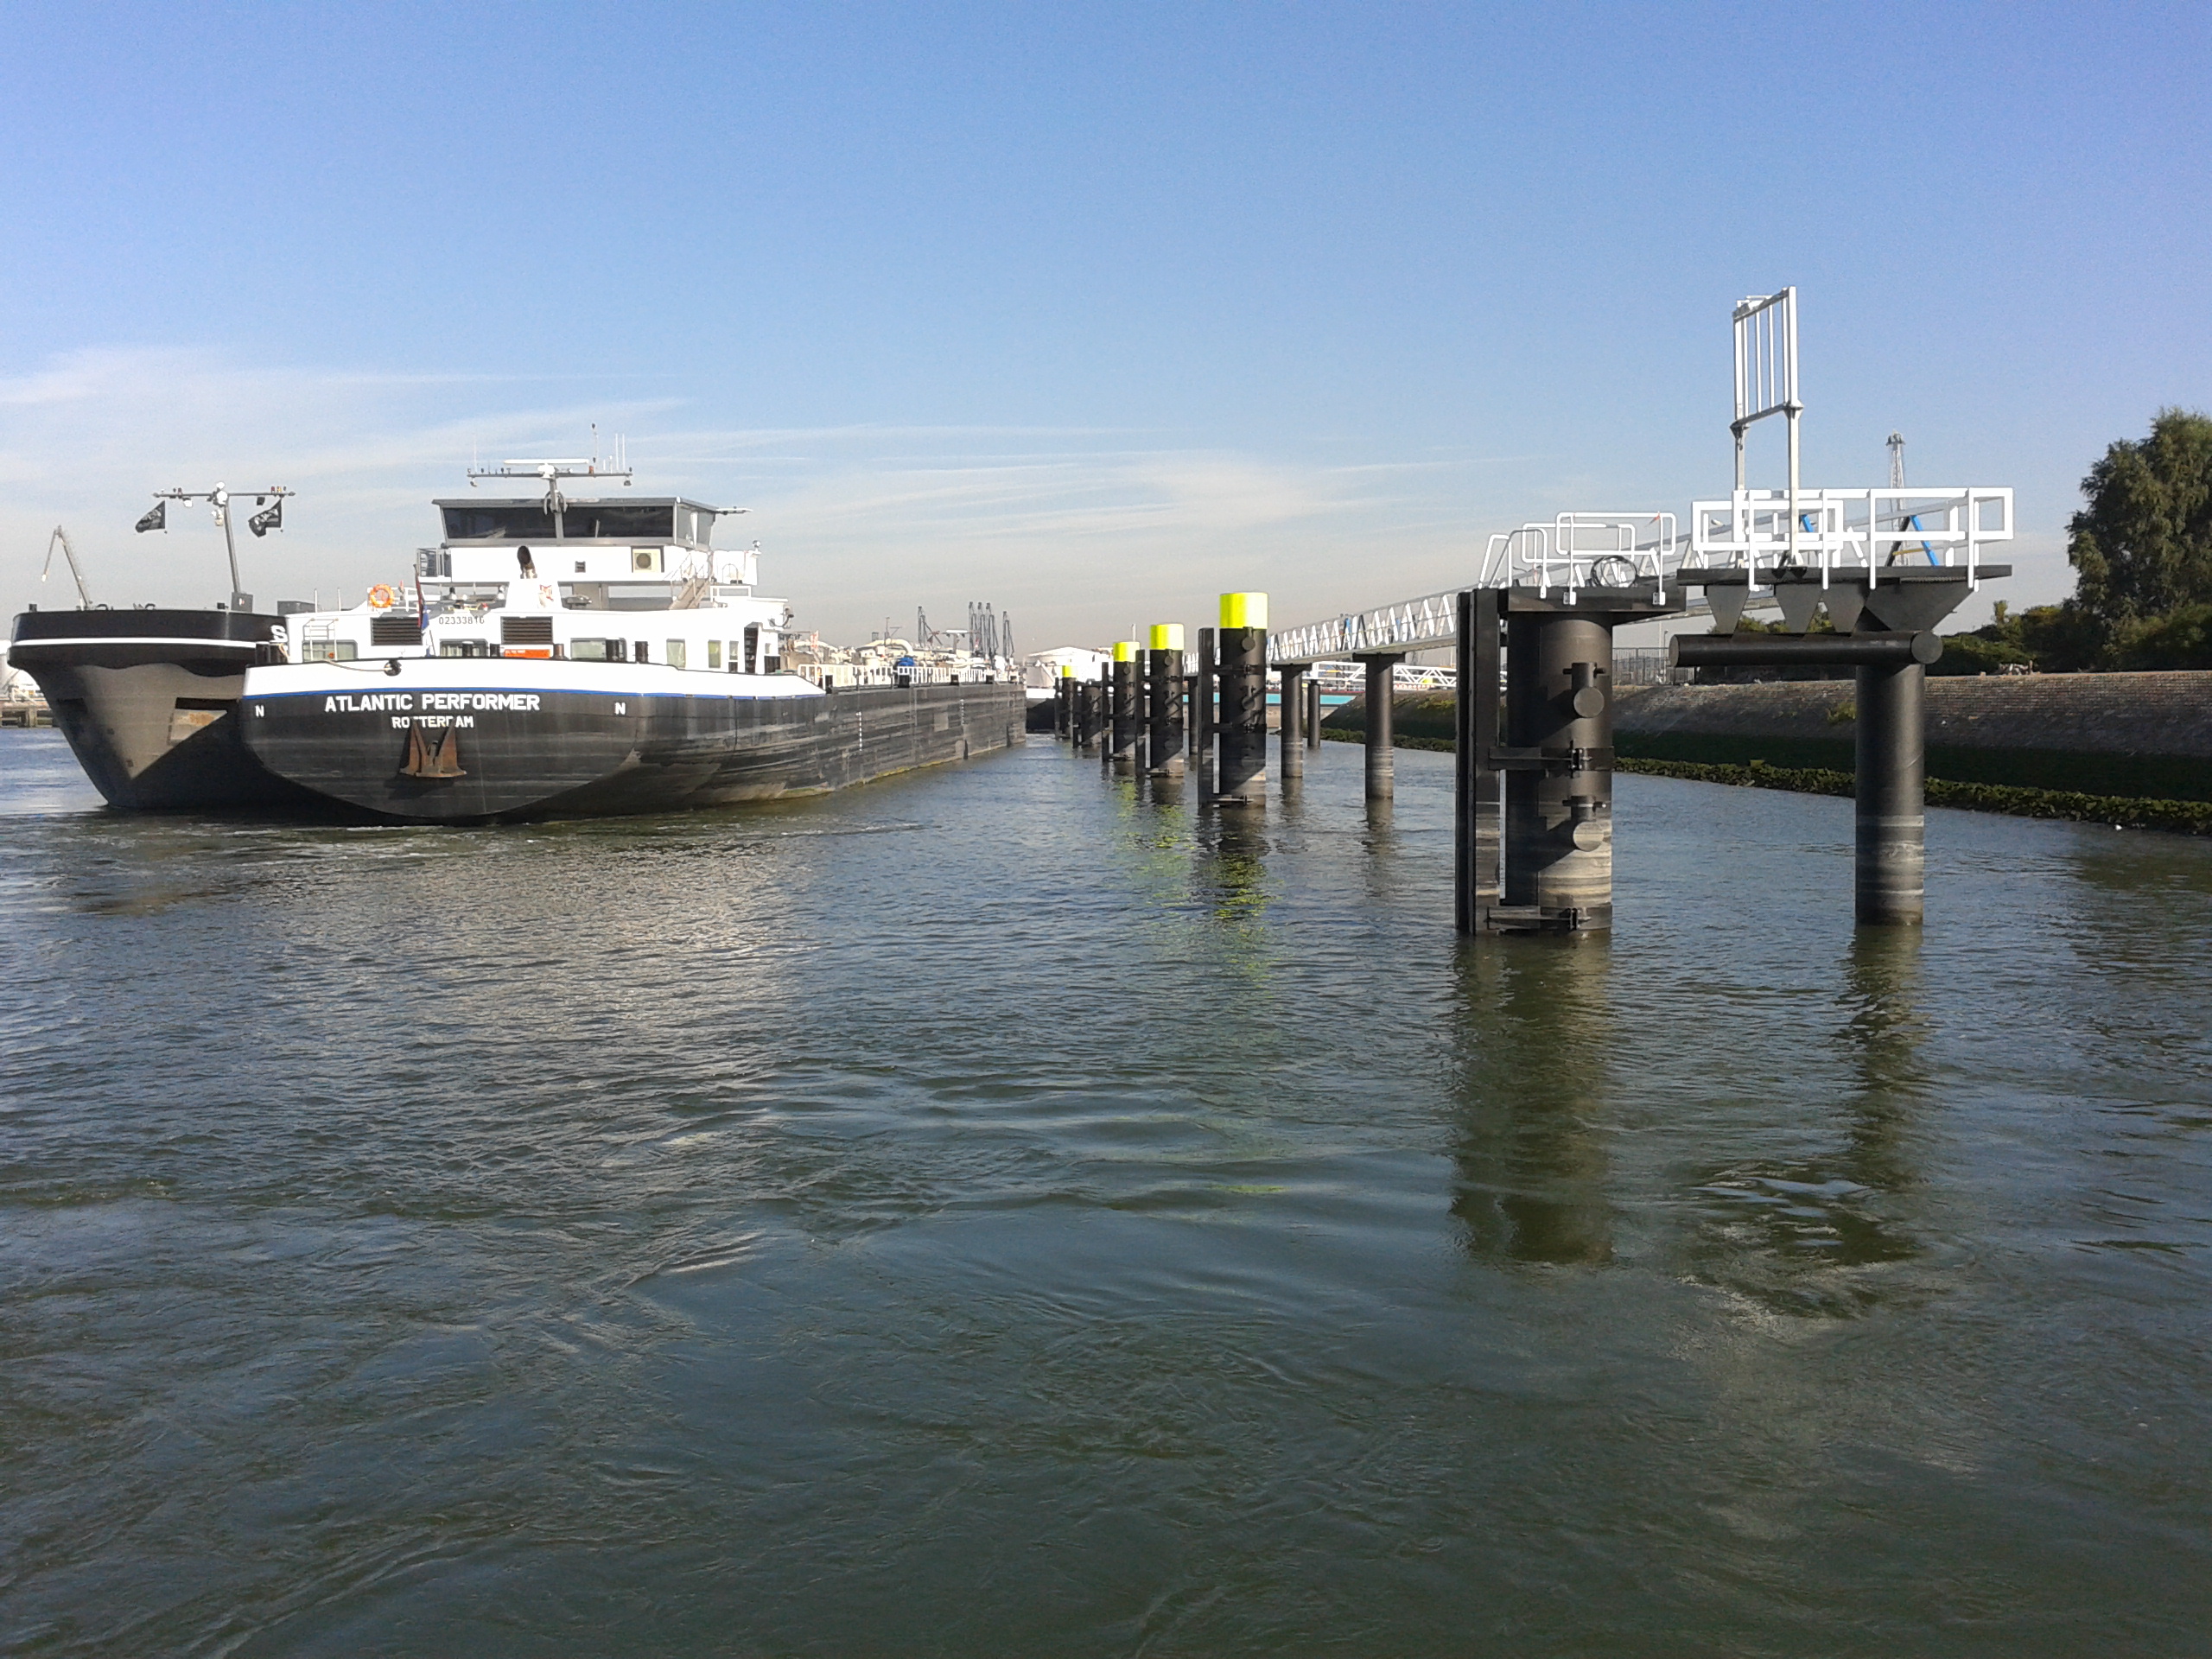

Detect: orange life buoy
[366,584,400,610]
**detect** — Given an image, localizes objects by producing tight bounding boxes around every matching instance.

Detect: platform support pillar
[1855,661,1925,925]
[1278,663,1306,779]
[1357,653,1404,800]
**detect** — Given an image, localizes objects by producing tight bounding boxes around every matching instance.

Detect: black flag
[248,499,283,538]
[134,501,166,533]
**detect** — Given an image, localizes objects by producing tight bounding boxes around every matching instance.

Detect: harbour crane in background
[917,602,1014,660]
[1885,431,1935,564]
[966,602,1014,659]
[40,526,94,608]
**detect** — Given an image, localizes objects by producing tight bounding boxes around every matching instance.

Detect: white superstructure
[273,464,795,677]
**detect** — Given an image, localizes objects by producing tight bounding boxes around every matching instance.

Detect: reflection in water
[1446,939,1615,1265]
[10,741,2212,1651]
[1839,927,1933,1190]
[2066,829,2212,903]
[1686,931,1931,1314]
[1191,810,1270,931]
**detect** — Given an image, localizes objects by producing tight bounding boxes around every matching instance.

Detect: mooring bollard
[1278,662,1307,780]
[1195,627,1217,785]
[1183,671,1200,770]
[1147,623,1185,774]
[1357,652,1405,801]
[1503,612,1616,930]
[1458,583,1658,936]
[1135,642,1153,771]
[1109,644,1140,763]
[1454,590,1501,931]
[1216,594,1268,806]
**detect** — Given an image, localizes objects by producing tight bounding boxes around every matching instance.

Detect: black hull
[6,609,323,813]
[242,669,1028,822]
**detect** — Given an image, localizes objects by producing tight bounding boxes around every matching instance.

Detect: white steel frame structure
[1268,288,2016,668]
[1733,288,1802,565]
[1688,486,2013,591]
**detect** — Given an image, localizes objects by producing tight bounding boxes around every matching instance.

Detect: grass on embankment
[1316,728,2212,834]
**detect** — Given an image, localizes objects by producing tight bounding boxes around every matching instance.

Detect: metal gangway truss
[1268,486,2012,666]
[1268,513,1679,665]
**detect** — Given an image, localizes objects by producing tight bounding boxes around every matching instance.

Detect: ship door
[743,624,760,674]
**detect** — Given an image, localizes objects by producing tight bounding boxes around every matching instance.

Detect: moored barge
[6,606,324,811]
[239,460,1024,821]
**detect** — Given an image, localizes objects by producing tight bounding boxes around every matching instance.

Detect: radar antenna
[467,429,634,512]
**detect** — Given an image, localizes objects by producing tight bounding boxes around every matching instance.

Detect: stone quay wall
[1323,673,2212,802]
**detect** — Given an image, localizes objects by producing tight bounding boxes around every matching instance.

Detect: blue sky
[4,2,2207,645]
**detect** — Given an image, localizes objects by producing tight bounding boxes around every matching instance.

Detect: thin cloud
[0,344,1599,643]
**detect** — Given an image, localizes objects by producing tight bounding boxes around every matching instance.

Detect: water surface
[3,728,2209,1656]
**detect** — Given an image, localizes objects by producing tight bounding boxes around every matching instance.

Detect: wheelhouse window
[440,502,688,542]
[442,505,556,541]
[557,503,675,542]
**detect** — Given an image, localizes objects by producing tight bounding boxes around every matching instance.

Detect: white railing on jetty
[1688,487,2012,590]
[1478,512,1676,604]
[1269,486,2011,669]
[1269,512,1675,664]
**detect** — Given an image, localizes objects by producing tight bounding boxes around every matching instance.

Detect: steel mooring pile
[1055,554,2007,940]
[1049,594,1322,804]
[1071,287,2025,938]
[1054,290,2018,938]
[1442,554,2003,935]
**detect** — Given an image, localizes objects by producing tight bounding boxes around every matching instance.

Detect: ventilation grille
[370,615,423,645]
[500,616,554,645]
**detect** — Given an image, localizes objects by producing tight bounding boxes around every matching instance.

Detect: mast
[139,482,294,610]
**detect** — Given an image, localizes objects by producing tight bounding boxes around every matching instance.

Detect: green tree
[2069,408,2212,624]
